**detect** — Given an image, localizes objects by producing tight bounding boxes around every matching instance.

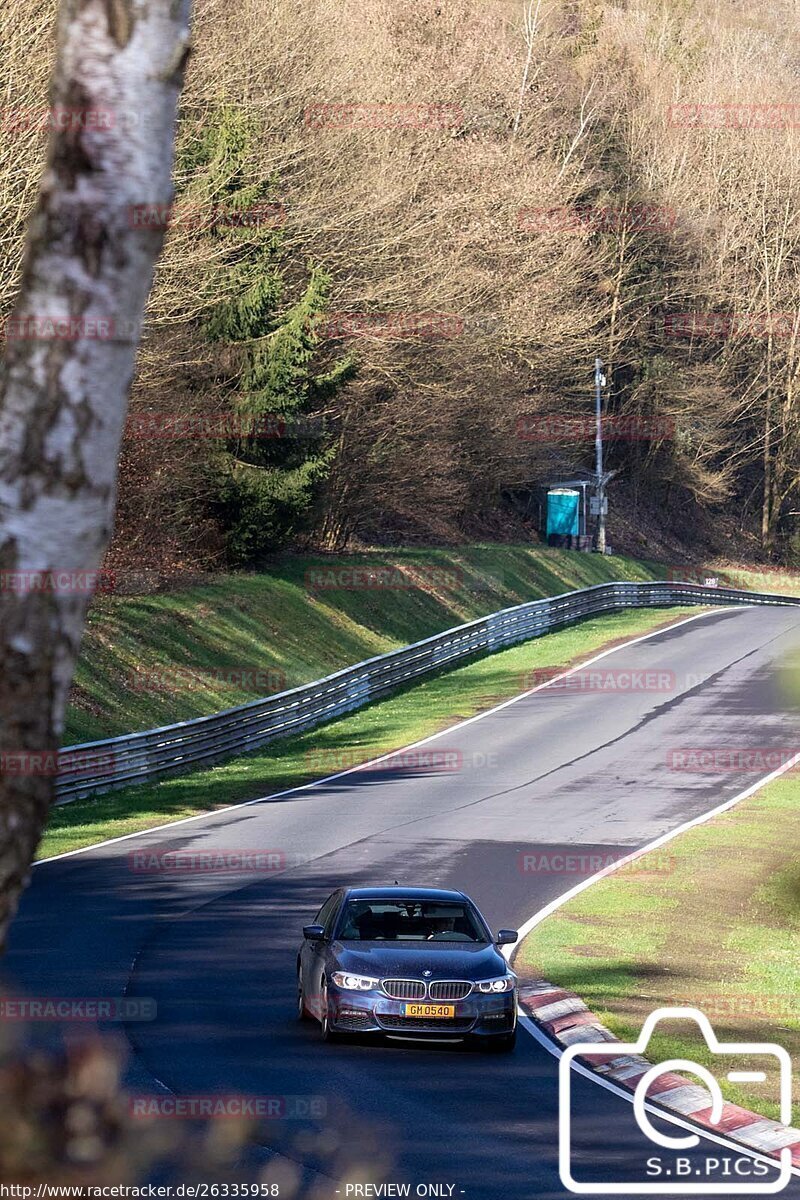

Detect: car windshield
[336,899,488,942]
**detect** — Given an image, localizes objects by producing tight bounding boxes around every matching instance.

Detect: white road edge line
[37,606,726,865]
[506,746,800,1178]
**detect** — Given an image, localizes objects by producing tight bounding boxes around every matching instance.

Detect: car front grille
[382,979,426,1000]
[381,978,474,1000]
[377,1014,475,1032]
[429,980,472,1001]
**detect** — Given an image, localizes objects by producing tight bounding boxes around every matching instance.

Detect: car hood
[331,941,510,980]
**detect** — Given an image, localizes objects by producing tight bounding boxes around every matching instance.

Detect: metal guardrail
[56,580,800,802]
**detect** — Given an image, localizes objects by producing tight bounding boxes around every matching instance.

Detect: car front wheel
[297,970,310,1021]
[319,978,340,1042]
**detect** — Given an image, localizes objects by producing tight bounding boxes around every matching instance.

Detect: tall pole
[595,356,606,554]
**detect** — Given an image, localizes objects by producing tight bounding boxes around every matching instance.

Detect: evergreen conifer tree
[181,106,354,563]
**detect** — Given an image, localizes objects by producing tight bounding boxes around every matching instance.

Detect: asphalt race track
[6,605,800,1198]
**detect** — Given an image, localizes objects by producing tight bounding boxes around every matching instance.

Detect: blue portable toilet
[546,488,580,539]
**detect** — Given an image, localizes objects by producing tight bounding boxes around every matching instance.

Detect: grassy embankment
[53,547,799,871]
[48,544,702,858]
[68,544,672,744]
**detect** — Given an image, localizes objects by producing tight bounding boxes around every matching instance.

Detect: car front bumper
[327,986,517,1039]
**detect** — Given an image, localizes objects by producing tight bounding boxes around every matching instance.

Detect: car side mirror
[303,924,326,941]
[495,929,518,946]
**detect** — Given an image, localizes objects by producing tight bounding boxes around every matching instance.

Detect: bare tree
[0,0,192,946]
[512,0,545,139]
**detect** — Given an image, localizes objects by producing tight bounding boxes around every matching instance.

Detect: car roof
[342,886,469,902]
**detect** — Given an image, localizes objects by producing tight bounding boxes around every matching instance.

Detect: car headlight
[331,971,380,991]
[476,975,516,994]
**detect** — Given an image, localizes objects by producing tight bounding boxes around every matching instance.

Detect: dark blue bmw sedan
[297,886,518,1050]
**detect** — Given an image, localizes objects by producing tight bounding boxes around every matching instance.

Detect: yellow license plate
[403,1003,456,1018]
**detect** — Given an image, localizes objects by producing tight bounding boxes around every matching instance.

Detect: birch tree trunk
[0,0,192,947]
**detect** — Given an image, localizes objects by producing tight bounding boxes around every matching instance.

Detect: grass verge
[67,545,668,743]
[44,605,696,860]
[515,770,800,1124]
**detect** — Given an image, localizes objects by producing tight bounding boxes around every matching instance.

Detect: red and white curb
[519,978,800,1168]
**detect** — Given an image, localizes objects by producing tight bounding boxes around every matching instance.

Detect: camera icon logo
[559,1006,793,1194]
